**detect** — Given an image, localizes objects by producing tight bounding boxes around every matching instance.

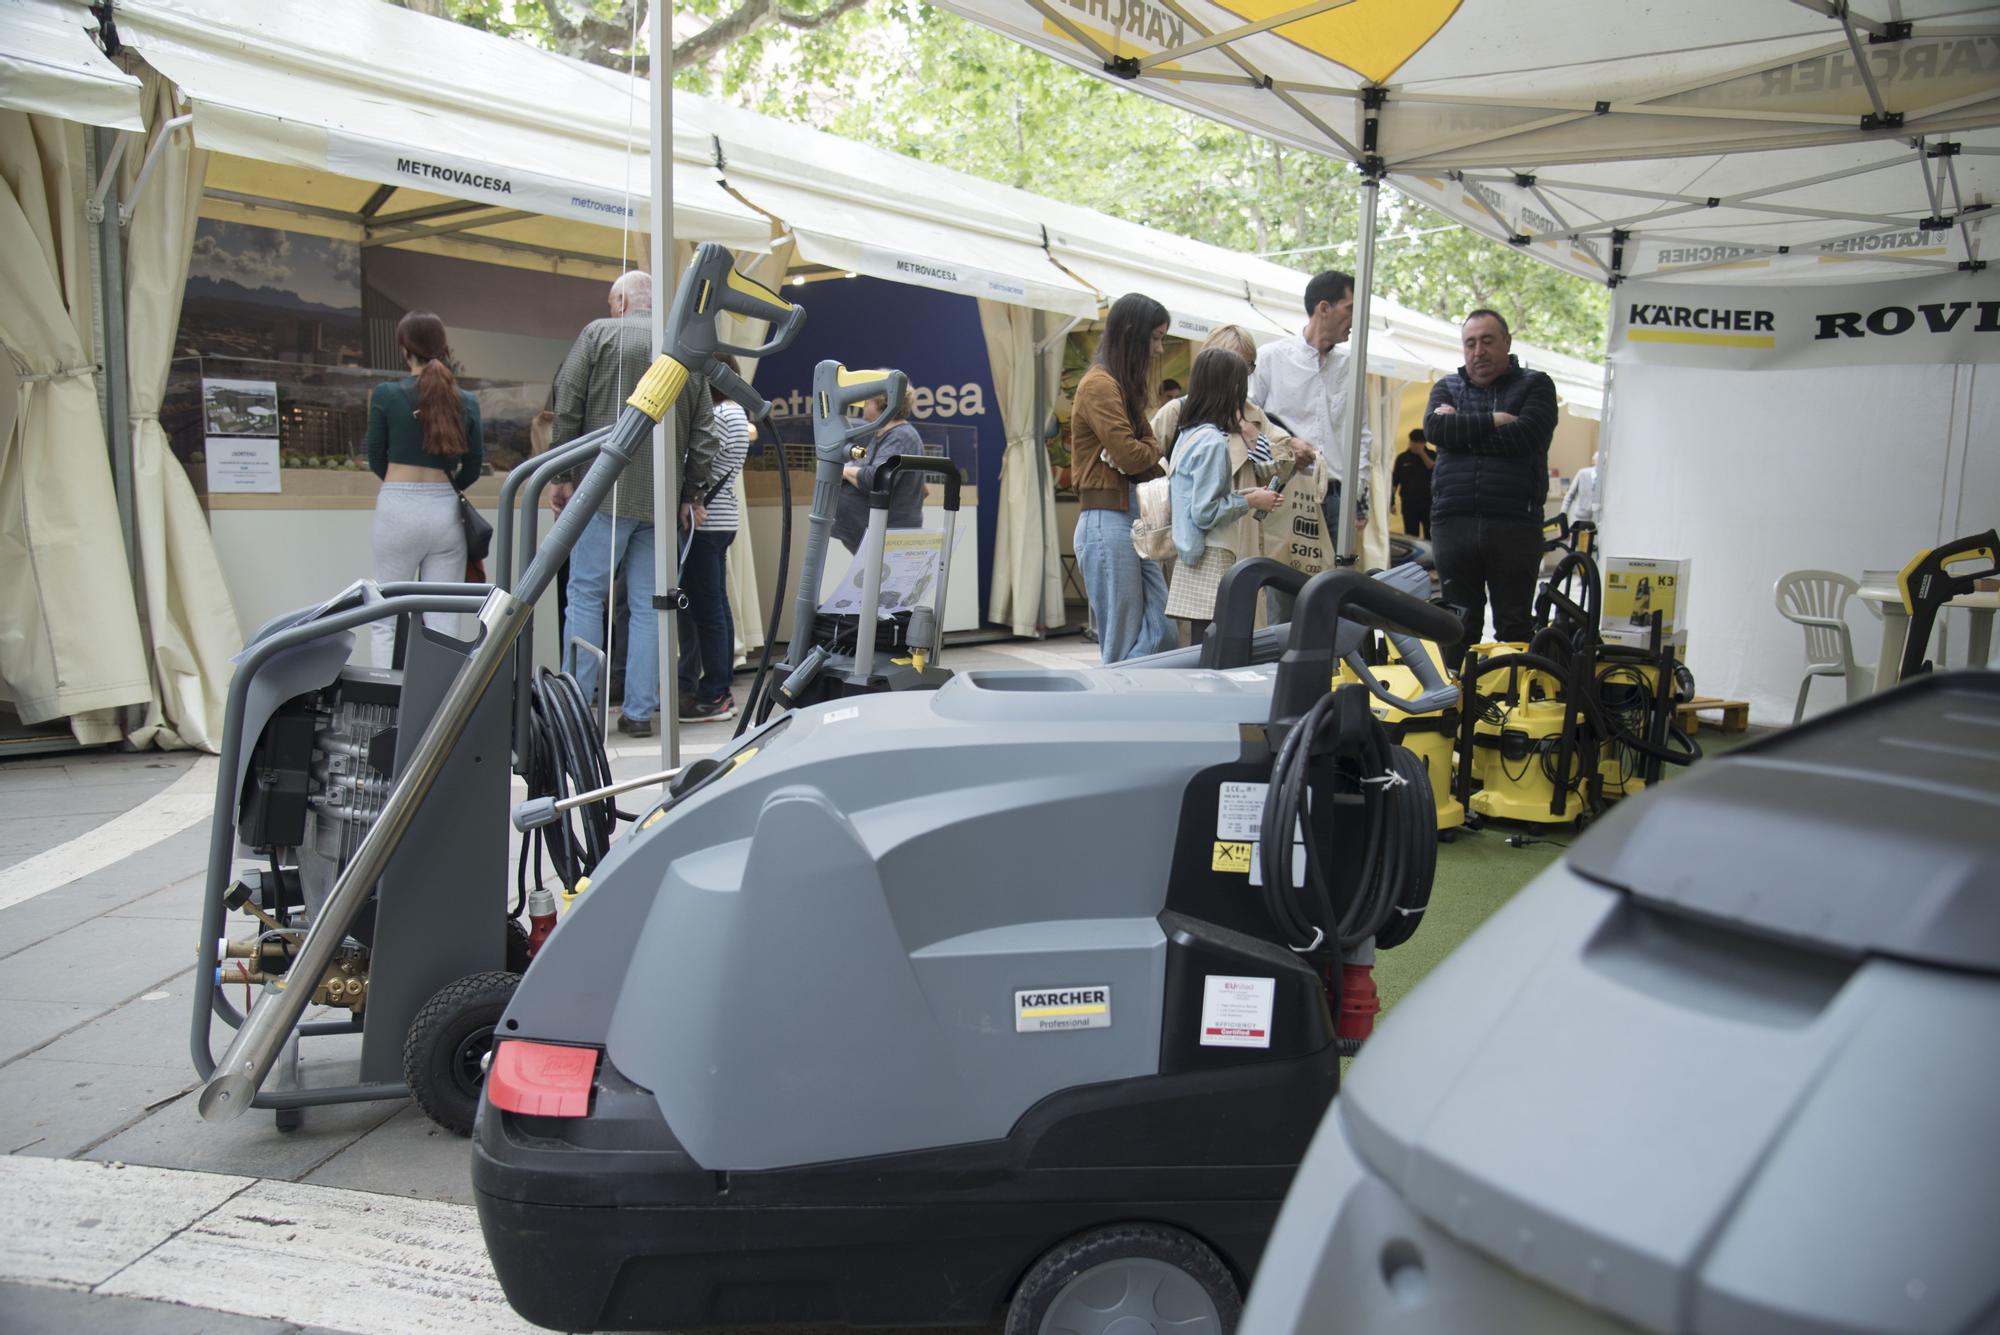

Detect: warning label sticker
[1211,841,1252,874]
[1014,986,1112,1033]
[1200,975,1275,1048]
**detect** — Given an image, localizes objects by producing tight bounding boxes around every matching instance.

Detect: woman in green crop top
[363,311,484,666]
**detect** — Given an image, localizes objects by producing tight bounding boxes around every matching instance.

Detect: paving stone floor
[0,635,1098,1333]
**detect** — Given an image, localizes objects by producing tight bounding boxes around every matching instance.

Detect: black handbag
[458,493,493,562]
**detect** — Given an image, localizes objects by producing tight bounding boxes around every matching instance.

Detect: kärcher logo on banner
[1055,0,1184,49]
[1628,304,1776,333]
[1656,245,1762,266]
[1614,273,2000,371]
[1815,300,2000,341]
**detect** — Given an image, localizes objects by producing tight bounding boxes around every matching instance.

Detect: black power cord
[1259,686,1437,960]
[734,405,790,736]
[1472,649,1699,770]
[515,667,632,912]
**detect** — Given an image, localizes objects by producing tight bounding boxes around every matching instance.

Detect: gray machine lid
[1570,671,2000,975]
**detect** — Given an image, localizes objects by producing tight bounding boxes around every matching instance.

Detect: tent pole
[90,128,138,599]
[1031,308,1049,631]
[90,127,144,739]
[1336,172,1378,564]
[649,1,678,772]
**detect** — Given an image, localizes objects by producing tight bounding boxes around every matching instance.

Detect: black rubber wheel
[504,918,531,974]
[1005,1224,1241,1335]
[402,970,519,1136]
[274,1107,303,1133]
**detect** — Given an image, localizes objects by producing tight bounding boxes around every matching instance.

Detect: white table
[1855,584,1999,692]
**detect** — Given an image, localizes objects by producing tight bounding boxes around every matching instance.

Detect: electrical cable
[1259,686,1434,961]
[734,406,791,736]
[515,667,634,911]
[1472,649,1699,768]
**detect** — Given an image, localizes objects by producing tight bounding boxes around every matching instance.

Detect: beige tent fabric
[0,111,150,740]
[1360,374,1403,574]
[721,237,793,659]
[977,299,1064,635]
[121,74,240,750]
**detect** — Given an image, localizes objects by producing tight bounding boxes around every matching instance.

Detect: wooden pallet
[1675,695,1749,735]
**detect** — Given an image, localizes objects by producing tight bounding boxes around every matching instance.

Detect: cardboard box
[1602,556,1689,650]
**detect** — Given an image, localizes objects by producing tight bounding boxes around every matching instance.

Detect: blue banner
[753,275,1004,621]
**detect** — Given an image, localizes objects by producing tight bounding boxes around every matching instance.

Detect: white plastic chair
[1774,570,1874,723]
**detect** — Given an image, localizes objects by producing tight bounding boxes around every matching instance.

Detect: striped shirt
[699,401,749,532]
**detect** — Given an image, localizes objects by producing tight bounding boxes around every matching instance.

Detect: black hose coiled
[1259,686,1437,960]
[514,666,623,913]
[1471,650,1699,769]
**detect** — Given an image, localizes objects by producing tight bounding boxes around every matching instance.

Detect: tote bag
[1263,459,1330,576]
[1129,475,1176,561]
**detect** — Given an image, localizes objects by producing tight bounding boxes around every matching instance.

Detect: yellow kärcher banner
[1610,273,2000,372]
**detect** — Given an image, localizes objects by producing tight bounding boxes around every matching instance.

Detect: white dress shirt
[1249,333,1371,497]
[1563,464,1600,524]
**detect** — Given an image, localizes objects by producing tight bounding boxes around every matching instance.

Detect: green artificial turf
[1373,727,1764,1019]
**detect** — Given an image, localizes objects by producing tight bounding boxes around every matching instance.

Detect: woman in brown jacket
[1071,293,1178,663]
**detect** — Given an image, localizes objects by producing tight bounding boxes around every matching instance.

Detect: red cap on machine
[487,1041,599,1117]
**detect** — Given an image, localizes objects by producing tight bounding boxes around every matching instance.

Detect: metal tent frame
[918,0,2000,558]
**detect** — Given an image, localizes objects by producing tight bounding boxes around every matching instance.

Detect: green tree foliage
[429,0,1610,359]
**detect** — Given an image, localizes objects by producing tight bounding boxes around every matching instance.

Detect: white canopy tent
[926,0,2000,556]
[0,0,141,130]
[114,0,771,260]
[918,0,2000,722]
[4,0,1608,745]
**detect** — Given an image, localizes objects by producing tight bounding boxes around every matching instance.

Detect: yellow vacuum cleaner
[1338,635,1464,837]
[1453,520,1697,830]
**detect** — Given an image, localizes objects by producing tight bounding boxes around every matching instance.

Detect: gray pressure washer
[1241,668,2000,1335]
[740,360,965,725]
[471,558,1463,1333]
[191,245,806,1135]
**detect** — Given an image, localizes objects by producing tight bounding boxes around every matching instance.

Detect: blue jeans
[677,528,736,701]
[1074,491,1175,664]
[564,512,658,721]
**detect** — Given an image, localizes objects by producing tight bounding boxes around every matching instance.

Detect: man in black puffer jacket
[1424,309,1559,647]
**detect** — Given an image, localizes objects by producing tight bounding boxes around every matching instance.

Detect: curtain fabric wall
[978,298,1064,635]
[122,74,240,749]
[0,111,151,739]
[1360,373,1401,573]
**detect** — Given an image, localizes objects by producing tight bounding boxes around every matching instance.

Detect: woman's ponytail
[394,312,467,458]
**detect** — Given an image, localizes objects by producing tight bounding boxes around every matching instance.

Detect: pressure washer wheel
[403,971,520,1136]
[1005,1224,1241,1335]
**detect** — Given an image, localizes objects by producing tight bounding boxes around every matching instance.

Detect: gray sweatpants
[371,482,466,667]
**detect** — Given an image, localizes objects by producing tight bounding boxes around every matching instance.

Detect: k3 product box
[1602,556,1689,649]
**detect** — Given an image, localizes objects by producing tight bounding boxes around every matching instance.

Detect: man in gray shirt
[549,270,717,737]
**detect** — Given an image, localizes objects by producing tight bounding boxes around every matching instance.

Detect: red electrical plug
[525,885,559,959]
